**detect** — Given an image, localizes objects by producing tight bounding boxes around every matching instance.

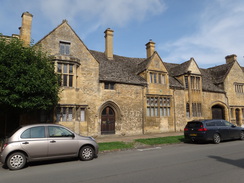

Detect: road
[1,140,244,183]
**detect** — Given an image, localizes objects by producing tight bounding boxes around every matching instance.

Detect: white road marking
[137,147,162,151]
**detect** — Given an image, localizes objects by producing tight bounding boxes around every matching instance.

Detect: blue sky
[1,0,244,68]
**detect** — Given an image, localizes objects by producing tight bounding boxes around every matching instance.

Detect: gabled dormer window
[235,83,244,93]
[190,76,201,90]
[149,72,166,84]
[60,41,70,55]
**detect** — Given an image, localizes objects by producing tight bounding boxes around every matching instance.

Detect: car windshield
[187,122,202,128]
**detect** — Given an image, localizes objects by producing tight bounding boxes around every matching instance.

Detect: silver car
[0,124,99,170]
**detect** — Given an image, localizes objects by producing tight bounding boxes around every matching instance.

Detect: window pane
[160,107,163,116]
[80,109,85,121]
[62,107,67,121]
[161,75,165,84]
[151,108,154,116]
[57,63,62,73]
[65,45,70,55]
[155,108,158,116]
[147,107,150,116]
[69,75,73,87]
[60,44,65,54]
[67,107,73,121]
[150,73,153,83]
[63,64,67,73]
[105,83,109,89]
[110,83,115,90]
[60,42,70,55]
[69,65,73,73]
[154,73,157,83]
[160,98,163,106]
[63,75,68,86]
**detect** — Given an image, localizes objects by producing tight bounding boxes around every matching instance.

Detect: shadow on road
[209,155,244,169]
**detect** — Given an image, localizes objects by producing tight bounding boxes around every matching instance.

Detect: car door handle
[22,142,29,144]
[50,140,56,143]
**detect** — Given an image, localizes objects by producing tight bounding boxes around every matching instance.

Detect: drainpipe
[224,92,230,121]
[173,88,177,132]
[142,85,145,134]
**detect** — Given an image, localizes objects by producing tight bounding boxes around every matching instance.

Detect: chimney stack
[146,40,155,58]
[104,28,114,60]
[19,12,33,47]
[225,54,237,64]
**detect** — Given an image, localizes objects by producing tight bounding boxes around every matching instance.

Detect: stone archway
[212,104,225,119]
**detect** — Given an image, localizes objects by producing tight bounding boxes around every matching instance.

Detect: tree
[0,36,60,135]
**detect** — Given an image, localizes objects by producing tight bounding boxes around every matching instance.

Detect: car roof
[188,119,223,123]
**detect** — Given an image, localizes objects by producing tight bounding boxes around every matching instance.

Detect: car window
[215,121,225,126]
[223,121,232,127]
[48,126,73,137]
[187,122,202,128]
[21,126,45,138]
[206,122,215,126]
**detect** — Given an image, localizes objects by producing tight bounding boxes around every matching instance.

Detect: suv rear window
[186,122,202,128]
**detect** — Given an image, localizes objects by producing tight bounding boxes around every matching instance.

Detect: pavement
[95,132,184,143]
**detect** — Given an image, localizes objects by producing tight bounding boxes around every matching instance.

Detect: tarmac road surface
[1,140,244,183]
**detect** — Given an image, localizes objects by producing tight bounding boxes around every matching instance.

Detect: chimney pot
[146,40,155,58]
[104,28,114,60]
[225,54,237,64]
[20,12,33,46]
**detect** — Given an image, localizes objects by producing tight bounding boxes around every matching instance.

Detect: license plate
[190,134,197,136]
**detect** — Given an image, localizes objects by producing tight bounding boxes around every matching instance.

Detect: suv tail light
[198,128,207,131]
[184,128,189,131]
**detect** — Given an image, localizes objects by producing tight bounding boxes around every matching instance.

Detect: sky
[0,0,244,68]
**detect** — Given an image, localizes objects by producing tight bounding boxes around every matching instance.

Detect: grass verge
[135,135,184,145]
[98,141,134,151]
[98,135,184,152]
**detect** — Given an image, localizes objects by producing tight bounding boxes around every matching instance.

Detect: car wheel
[213,133,221,144]
[240,131,244,140]
[7,152,27,170]
[79,146,94,161]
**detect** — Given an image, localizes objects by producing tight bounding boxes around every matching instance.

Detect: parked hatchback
[184,119,244,144]
[0,124,99,170]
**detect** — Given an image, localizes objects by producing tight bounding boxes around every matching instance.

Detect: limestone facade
[3,12,244,136]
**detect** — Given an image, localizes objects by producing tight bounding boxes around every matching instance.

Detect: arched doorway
[101,106,115,134]
[235,109,241,126]
[212,105,225,119]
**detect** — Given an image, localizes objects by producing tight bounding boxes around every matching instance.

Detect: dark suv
[184,119,244,144]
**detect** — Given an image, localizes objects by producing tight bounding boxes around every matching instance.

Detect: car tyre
[213,133,221,144]
[79,146,94,161]
[240,131,244,140]
[7,152,26,170]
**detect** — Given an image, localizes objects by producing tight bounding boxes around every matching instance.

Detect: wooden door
[101,107,115,134]
[212,105,224,119]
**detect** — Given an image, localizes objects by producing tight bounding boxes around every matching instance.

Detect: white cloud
[39,0,166,28]
[159,0,244,67]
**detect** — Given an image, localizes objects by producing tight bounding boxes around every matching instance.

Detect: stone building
[2,12,244,136]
